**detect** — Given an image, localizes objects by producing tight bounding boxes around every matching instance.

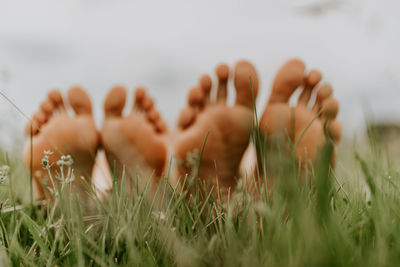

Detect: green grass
[0,128,399,267]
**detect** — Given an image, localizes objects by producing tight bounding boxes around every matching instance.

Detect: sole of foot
[23,87,99,200]
[259,58,341,185]
[174,60,259,200]
[101,86,168,196]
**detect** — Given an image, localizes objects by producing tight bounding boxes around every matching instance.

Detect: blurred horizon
[1,0,399,149]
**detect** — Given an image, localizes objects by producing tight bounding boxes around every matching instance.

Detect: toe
[134,90,167,133]
[216,63,230,103]
[188,86,205,108]
[68,86,93,115]
[134,87,154,112]
[312,83,333,112]
[146,106,168,133]
[327,119,341,143]
[134,87,146,110]
[306,69,322,88]
[154,119,168,133]
[297,88,312,106]
[298,69,322,106]
[177,107,196,130]
[48,90,65,111]
[24,122,36,136]
[180,86,204,129]
[142,96,155,112]
[321,97,339,120]
[25,111,46,136]
[234,60,259,109]
[104,85,126,117]
[24,122,39,136]
[200,74,212,103]
[269,58,305,104]
[40,100,55,116]
[147,108,160,123]
[321,97,340,142]
[33,111,47,125]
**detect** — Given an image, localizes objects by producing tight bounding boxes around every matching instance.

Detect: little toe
[216,63,230,103]
[68,86,93,116]
[25,111,47,136]
[104,85,127,117]
[234,60,259,109]
[24,123,37,136]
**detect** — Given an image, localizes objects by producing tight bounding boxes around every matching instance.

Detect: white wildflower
[152,211,167,222]
[0,165,10,185]
[57,155,73,168]
[44,150,53,157]
[42,150,53,170]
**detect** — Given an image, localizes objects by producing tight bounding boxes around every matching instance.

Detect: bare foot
[23,87,99,199]
[174,60,259,198]
[101,86,168,195]
[259,58,341,178]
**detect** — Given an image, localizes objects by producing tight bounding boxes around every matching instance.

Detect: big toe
[104,86,127,117]
[68,86,93,115]
[234,60,259,109]
[269,58,306,104]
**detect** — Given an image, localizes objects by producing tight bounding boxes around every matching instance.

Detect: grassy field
[0,126,399,267]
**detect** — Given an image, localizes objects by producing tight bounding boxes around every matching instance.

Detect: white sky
[0,0,399,148]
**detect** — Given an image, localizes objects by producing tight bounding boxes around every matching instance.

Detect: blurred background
[0,0,399,150]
